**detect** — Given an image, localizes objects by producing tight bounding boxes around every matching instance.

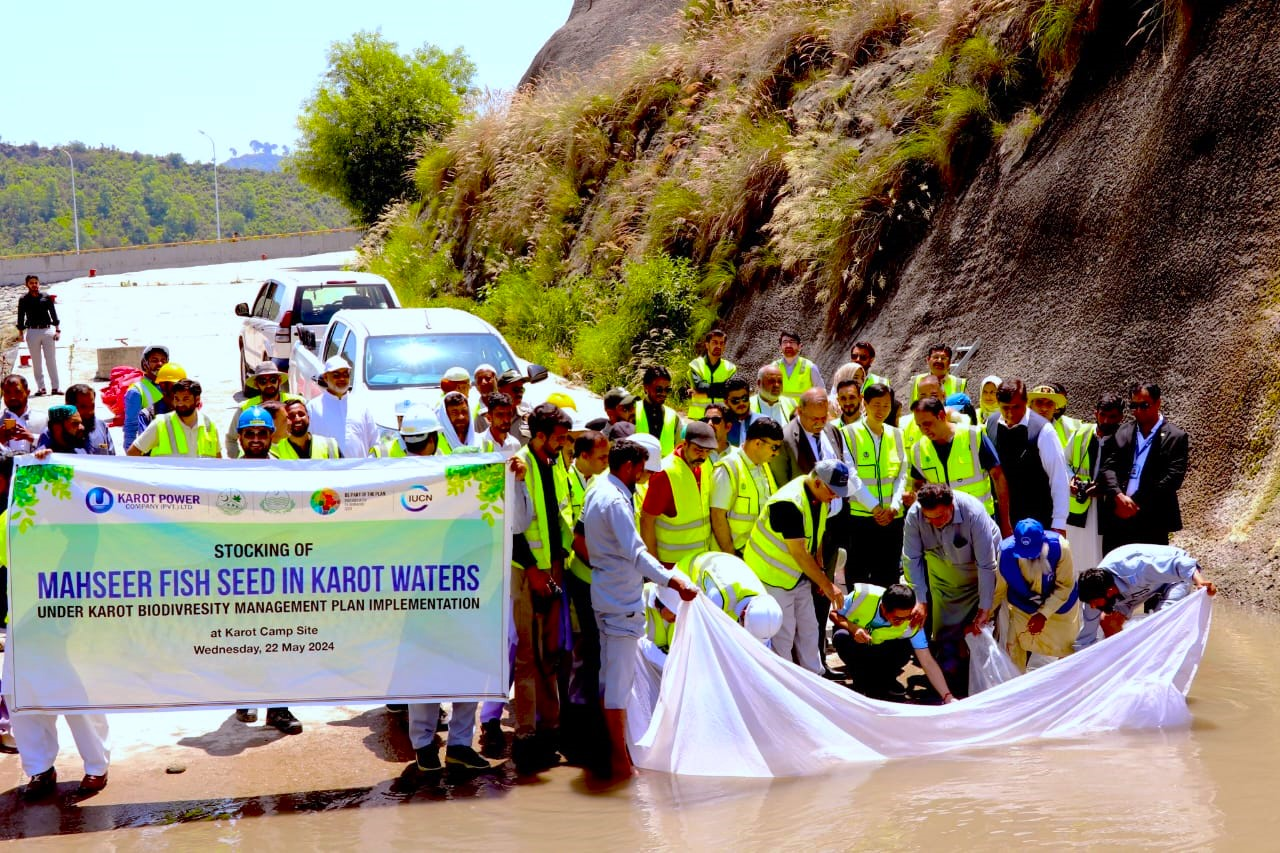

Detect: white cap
[741,594,783,642]
[443,366,470,382]
[630,433,663,472]
[323,355,349,374]
[400,405,442,437]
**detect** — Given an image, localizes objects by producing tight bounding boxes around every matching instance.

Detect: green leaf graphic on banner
[12,463,75,532]
[445,462,505,528]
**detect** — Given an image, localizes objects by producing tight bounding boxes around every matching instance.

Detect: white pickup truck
[235,271,399,393]
[289,307,603,429]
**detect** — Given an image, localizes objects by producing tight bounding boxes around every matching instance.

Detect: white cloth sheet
[632,589,1212,778]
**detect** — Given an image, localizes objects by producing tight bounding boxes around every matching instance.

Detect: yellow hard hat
[546,392,577,411]
[156,363,188,384]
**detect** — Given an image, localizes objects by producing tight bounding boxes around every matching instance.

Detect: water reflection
[12,604,1280,850]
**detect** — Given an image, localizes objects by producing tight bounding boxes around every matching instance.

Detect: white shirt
[1126,416,1165,497]
[477,429,520,454]
[806,426,843,514]
[131,411,218,457]
[306,391,379,459]
[997,409,1071,529]
[3,405,45,454]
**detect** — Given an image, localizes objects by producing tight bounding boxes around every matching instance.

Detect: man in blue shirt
[65,384,115,455]
[581,438,698,779]
[1076,543,1215,648]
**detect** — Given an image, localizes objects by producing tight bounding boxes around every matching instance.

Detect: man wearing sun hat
[1028,382,1080,450]
[993,518,1080,671]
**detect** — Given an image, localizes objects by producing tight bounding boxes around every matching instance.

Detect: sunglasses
[726,395,749,404]
[1129,402,1152,411]
[703,416,724,424]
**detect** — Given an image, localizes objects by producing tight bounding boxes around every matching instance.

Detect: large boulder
[519,0,687,89]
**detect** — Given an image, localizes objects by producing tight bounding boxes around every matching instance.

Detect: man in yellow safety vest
[687,328,736,420]
[840,382,909,587]
[775,331,825,404]
[909,395,1012,537]
[744,459,849,674]
[126,379,220,458]
[635,365,681,456]
[226,362,302,458]
[640,421,718,566]
[750,363,797,424]
[710,417,783,555]
[909,342,966,403]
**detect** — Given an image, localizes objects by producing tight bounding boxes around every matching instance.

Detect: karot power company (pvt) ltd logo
[85,487,114,514]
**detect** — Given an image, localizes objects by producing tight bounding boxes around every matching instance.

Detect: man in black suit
[1097,382,1189,555]
[768,387,846,678]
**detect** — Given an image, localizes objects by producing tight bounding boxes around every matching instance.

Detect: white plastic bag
[965,624,1022,693]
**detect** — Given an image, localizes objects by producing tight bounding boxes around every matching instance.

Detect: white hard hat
[629,433,663,472]
[400,405,442,437]
[741,594,783,642]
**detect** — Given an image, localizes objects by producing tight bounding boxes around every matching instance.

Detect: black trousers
[832,630,912,691]
[845,513,906,588]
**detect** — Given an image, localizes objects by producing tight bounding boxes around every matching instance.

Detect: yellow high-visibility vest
[744,477,828,590]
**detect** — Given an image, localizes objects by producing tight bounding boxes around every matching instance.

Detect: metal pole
[198,130,222,241]
[59,148,80,254]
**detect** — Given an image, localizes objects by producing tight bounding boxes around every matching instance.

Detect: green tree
[291,31,475,226]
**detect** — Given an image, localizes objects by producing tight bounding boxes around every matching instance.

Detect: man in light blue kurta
[1075,543,1216,648]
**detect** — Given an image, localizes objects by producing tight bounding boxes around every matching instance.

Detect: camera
[1071,476,1093,501]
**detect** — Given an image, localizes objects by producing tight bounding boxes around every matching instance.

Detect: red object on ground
[89,269,97,277]
[260,254,267,260]
[101,366,144,425]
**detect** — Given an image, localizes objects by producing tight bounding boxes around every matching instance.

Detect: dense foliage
[0,142,349,255]
[292,31,476,226]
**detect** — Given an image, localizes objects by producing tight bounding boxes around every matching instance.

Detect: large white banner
[5,454,512,713]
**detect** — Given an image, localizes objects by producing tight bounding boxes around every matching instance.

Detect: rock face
[720,1,1280,605]
[519,0,687,89]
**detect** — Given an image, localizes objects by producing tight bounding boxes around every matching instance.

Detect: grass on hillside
[360,0,1182,395]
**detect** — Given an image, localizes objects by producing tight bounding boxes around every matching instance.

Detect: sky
[2,0,572,163]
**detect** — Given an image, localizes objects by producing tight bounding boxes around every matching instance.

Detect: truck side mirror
[235,303,250,317]
[298,329,315,349]
[526,364,549,384]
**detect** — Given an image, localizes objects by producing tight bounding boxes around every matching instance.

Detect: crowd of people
[0,324,1218,794]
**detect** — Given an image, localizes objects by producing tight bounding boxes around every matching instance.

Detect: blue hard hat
[1012,519,1046,559]
[238,405,273,431]
[946,392,972,409]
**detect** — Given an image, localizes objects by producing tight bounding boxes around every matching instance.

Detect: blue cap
[237,405,273,432]
[1012,519,1046,559]
[946,393,972,409]
[813,459,851,498]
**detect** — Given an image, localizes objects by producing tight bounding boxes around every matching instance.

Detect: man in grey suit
[768,387,846,677]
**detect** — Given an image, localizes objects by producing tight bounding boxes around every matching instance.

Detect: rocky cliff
[366,0,1280,606]
[519,0,687,88]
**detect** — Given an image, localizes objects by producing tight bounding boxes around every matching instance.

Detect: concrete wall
[0,229,363,284]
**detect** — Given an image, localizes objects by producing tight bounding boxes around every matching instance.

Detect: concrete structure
[0,228,362,284]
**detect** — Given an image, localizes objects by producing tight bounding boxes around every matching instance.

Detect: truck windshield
[364,334,519,389]
[297,285,394,326]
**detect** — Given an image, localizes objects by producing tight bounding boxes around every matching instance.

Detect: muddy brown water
[8,601,1280,850]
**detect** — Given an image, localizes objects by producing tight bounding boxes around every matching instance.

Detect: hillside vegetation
[360,0,1192,393]
[0,143,349,255]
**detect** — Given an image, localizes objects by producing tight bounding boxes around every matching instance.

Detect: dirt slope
[721,1,1280,605]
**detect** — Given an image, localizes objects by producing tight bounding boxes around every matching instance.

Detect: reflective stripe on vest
[240,392,302,412]
[567,467,596,584]
[910,373,966,402]
[687,357,737,420]
[714,449,776,550]
[684,551,764,619]
[844,421,905,517]
[775,358,815,402]
[369,435,407,458]
[134,378,162,409]
[154,413,219,457]
[844,583,916,644]
[636,404,679,456]
[1066,423,1097,522]
[744,477,828,590]
[654,454,712,564]
[519,446,572,570]
[911,426,994,514]
[1051,416,1081,450]
[273,435,340,459]
[998,533,1078,614]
